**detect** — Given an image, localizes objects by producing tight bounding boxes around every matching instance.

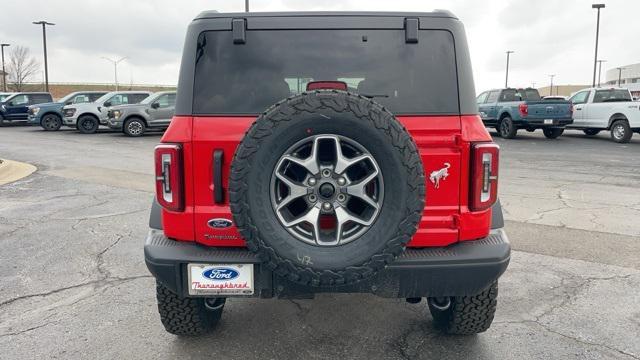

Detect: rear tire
[41,114,62,131]
[78,115,99,134]
[123,117,146,137]
[610,119,632,143]
[429,282,498,335]
[583,129,600,136]
[542,128,564,139]
[498,117,517,139]
[156,281,225,336]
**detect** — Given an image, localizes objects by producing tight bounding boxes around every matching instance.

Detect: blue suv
[0,92,52,126]
[28,91,107,131]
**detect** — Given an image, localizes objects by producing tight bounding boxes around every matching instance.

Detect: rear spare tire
[229,90,425,286]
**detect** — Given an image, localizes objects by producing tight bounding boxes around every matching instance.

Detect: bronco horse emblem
[429,163,451,189]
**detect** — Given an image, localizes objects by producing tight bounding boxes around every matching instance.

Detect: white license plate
[188,263,254,296]
[544,119,554,125]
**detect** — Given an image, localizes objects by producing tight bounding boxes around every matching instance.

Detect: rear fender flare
[607,113,628,129]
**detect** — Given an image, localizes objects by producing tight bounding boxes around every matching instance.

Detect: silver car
[62,91,152,134]
[107,91,176,136]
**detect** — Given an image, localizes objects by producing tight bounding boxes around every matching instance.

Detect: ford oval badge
[207,218,233,229]
[202,267,239,281]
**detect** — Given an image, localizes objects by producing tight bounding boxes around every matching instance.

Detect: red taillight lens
[154,144,184,212]
[518,103,528,117]
[470,143,499,211]
[306,81,348,91]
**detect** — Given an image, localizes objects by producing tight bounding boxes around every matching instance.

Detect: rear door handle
[213,150,224,204]
[576,107,582,110]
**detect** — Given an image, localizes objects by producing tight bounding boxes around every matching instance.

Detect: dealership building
[604,62,640,98]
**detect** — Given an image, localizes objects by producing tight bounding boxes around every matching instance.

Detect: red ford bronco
[145,11,510,336]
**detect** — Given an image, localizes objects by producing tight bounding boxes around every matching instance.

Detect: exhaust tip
[428,297,451,311]
[405,297,422,304]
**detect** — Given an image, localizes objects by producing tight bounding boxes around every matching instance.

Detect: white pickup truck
[567,87,640,143]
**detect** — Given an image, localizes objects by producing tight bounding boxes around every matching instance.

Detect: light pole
[245,0,249,12]
[617,67,626,87]
[1,43,9,92]
[32,21,55,92]
[101,56,127,91]
[597,59,606,87]
[505,50,514,88]
[549,74,555,96]
[591,4,605,87]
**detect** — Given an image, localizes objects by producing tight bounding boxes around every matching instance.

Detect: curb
[0,159,37,186]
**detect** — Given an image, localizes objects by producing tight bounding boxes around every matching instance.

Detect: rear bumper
[518,118,573,128]
[483,118,573,128]
[144,228,511,299]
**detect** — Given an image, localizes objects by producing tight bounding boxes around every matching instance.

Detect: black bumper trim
[145,228,510,298]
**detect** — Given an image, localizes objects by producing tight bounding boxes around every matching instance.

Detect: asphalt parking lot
[1,126,639,359]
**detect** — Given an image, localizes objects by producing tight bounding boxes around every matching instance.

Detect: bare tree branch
[7,46,40,92]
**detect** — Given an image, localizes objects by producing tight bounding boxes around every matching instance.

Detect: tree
[6,46,39,91]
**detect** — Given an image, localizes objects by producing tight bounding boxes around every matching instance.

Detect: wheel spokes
[281,205,321,244]
[274,172,309,211]
[345,169,380,210]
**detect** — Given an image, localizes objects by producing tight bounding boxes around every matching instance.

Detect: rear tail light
[518,103,528,117]
[306,81,348,91]
[155,144,184,212]
[470,143,499,211]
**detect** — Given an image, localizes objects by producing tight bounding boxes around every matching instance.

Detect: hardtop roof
[194,10,457,21]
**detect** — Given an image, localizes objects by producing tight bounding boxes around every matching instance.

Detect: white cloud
[0,0,637,91]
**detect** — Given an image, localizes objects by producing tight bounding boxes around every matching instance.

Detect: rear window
[593,89,632,103]
[193,29,459,115]
[521,89,541,101]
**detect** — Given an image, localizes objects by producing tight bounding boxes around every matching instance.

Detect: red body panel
[159,114,494,247]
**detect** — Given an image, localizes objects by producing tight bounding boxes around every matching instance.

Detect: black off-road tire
[493,126,501,137]
[610,119,632,143]
[498,116,517,139]
[156,281,225,336]
[78,115,99,134]
[429,282,498,335]
[41,113,62,131]
[583,129,600,136]
[229,90,425,287]
[542,128,564,139]
[123,117,146,137]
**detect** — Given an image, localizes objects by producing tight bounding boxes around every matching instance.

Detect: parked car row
[0,90,176,136]
[477,87,640,143]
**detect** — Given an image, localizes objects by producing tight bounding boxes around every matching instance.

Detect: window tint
[521,89,541,101]
[10,94,29,105]
[476,92,488,104]
[31,94,51,104]
[570,91,590,105]
[593,89,632,103]
[500,89,521,102]
[485,91,499,103]
[129,94,149,103]
[88,93,105,102]
[193,29,459,114]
